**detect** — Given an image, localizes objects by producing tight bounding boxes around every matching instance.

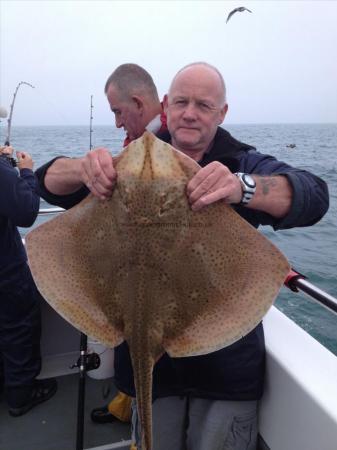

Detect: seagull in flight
[226,6,252,23]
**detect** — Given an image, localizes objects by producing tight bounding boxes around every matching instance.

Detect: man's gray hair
[170,62,227,105]
[104,63,159,102]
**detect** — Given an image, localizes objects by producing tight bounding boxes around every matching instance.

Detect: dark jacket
[35,127,329,400]
[0,155,40,279]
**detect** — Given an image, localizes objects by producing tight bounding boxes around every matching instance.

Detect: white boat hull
[260,307,337,450]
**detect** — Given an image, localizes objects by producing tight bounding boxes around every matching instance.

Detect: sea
[1,123,336,355]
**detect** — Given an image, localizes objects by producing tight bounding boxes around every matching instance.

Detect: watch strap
[235,172,256,205]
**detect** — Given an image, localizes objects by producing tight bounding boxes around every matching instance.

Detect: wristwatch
[235,172,256,205]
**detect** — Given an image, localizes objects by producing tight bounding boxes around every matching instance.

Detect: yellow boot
[107,391,132,422]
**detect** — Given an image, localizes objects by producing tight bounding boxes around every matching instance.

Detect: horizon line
[1,122,337,128]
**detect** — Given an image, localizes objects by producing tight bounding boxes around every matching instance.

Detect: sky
[0,0,337,126]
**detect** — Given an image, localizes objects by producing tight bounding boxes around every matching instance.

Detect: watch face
[242,174,256,188]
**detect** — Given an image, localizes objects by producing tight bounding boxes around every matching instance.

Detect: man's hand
[80,148,117,200]
[17,151,34,170]
[0,145,14,157]
[186,162,242,211]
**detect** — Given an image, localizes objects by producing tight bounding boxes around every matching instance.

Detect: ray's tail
[129,348,155,450]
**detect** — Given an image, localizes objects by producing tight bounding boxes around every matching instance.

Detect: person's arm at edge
[241,151,329,227]
[43,157,84,195]
[245,175,292,219]
[35,157,89,209]
[37,147,117,199]
[188,153,329,227]
[187,163,292,218]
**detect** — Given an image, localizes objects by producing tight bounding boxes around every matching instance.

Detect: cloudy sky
[1,0,336,126]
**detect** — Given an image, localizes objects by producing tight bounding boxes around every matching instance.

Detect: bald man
[128,63,328,450]
[36,62,328,450]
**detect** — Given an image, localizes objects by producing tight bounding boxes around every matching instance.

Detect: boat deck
[0,374,131,450]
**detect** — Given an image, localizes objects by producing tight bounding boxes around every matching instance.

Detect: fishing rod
[89,95,94,151]
[75,94,98,450]
[5,81,35,146]
[75,333,87,450]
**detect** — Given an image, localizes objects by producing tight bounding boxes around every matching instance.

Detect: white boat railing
[285,269,337,315]
[38,206,65,215]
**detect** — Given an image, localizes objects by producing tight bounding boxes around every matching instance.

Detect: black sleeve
[274,169,329,229]
[35,157,89,209]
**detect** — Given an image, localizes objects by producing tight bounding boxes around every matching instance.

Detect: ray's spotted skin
[26,132,290,450]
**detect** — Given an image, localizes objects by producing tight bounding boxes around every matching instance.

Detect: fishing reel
[70,351,101,372]
[8,156,18,167]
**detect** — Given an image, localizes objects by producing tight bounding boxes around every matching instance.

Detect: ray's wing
[157,151,290,358]
[26,194,127,348]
